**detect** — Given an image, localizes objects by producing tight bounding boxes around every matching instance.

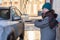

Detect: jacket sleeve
[34,17,49,28]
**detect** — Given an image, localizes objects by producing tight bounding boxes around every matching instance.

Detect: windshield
[10,7,22,21]
[11,7,22,16]
[0,9,10,20]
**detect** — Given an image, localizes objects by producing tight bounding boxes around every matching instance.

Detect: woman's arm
[34,17,49,28]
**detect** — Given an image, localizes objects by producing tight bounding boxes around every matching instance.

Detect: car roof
[0,7,10,10]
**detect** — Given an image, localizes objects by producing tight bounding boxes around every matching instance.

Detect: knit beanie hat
[42,3,52,10]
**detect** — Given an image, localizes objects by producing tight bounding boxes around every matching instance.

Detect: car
[0,7,24,40]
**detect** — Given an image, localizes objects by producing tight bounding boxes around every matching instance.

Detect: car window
[11,9,19,17]
[0,9,10,20]
[11,7,22,17]
[11,7,22,20]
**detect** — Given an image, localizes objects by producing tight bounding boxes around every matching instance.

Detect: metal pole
[10,0,12,20]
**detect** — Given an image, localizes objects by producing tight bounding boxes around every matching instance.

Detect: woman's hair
[46,9,58,29]
[46,9,58,19]
[45,9,55,17]
[53,13,58,18]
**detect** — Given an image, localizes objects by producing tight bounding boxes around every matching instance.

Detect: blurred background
[0,0,60,22]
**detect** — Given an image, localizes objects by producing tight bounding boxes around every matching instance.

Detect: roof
[0,7,10,10]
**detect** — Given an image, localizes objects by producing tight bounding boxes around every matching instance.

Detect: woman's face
[42,8,49,14]
[42,8,49,17]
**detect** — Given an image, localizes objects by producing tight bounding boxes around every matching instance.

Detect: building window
[14,2,18,4]
[4,2,7,4]
[25,0,45,16]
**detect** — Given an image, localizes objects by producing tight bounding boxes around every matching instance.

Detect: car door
[10,7,24,36]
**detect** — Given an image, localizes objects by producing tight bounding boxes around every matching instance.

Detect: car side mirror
[13,16,21,21]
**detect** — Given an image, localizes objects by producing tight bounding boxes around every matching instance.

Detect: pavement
[17,21,40,40]
[17,22,60,40]
[24,21,40,40]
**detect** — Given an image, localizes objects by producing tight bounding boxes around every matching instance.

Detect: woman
[46,10,58,29]
[35,3,58,40]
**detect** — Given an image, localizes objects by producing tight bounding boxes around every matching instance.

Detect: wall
[53,0,60,22]
[0,0,45,16]
[25,0,45,16]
